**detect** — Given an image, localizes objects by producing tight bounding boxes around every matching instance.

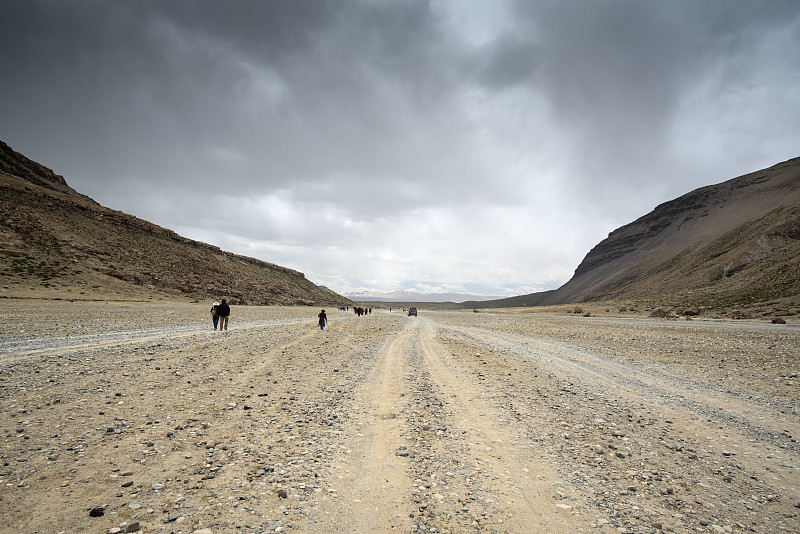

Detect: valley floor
[0,302,798,533]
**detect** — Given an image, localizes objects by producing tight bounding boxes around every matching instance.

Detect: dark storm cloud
[1,1,798,295]
[1,1,460,200]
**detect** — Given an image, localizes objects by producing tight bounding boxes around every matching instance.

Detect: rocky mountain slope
[479,157,800,310]
[0,140,350,306]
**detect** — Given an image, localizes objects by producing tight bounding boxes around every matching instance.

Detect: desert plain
[0,300,798,534]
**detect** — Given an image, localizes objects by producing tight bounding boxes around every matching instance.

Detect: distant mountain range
[467,157,800,309]
[0,140,351,306]
[3,139,798,311]
[345,290,503,303]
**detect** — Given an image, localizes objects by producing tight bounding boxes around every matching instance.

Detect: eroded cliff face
[1,140,68,189]
[0,140,99,204]
[544,157,800,306]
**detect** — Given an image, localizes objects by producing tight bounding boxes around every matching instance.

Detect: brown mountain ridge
[467,157,800,313]
[0,140,351,306]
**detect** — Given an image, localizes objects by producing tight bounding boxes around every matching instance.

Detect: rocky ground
[0,301,798,534]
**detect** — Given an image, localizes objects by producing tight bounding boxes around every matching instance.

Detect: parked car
[408,307,417,316]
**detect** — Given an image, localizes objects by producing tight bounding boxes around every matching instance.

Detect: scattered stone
[278,489,288,499]
[89,506,105,517]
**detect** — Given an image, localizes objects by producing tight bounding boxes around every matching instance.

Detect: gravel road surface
[1,301,798,534]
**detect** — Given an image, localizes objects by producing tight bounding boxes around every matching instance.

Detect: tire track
[321,320,416,532]
[441,323,800,448]
[416,317,588,533]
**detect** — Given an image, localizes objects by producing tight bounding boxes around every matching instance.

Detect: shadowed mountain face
[544,157,800,307]
[0,140,351,305]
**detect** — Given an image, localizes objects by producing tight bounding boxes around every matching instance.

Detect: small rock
[277,489,288,499]
[122,522,140,533]
[152,483,165,490]
[121,481,133,488]
[89,506,105,517]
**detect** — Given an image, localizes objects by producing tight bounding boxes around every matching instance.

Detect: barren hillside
[481,158,800,312]
[551,157,800,307]
[0,141,350,306]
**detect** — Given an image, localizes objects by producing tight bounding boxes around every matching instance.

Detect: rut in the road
[413,318,585,533]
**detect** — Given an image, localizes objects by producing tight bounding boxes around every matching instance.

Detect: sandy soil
[1,301,798,534]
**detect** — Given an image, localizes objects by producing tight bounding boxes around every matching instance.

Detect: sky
[2,1,799,297]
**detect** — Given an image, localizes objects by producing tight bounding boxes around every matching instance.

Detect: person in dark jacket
[217,299,231,331]
[318,309,327,330]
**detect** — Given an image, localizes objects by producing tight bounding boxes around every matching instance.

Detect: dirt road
[1,302,798,533]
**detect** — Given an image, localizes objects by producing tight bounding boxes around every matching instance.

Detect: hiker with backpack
[210,301,220,330]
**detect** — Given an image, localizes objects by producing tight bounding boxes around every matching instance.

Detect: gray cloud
[1,0,799,295]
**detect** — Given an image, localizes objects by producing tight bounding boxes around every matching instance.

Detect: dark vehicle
[408,307,417,316]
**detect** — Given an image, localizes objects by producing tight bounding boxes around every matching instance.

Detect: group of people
[209,301,376,332]
[209,299,230,331]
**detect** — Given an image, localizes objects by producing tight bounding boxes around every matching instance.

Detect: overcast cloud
[2,0,799,297]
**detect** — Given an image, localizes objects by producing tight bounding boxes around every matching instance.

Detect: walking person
[318,309,327,330]
[210,301,220,330]
[217,299,230,331]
